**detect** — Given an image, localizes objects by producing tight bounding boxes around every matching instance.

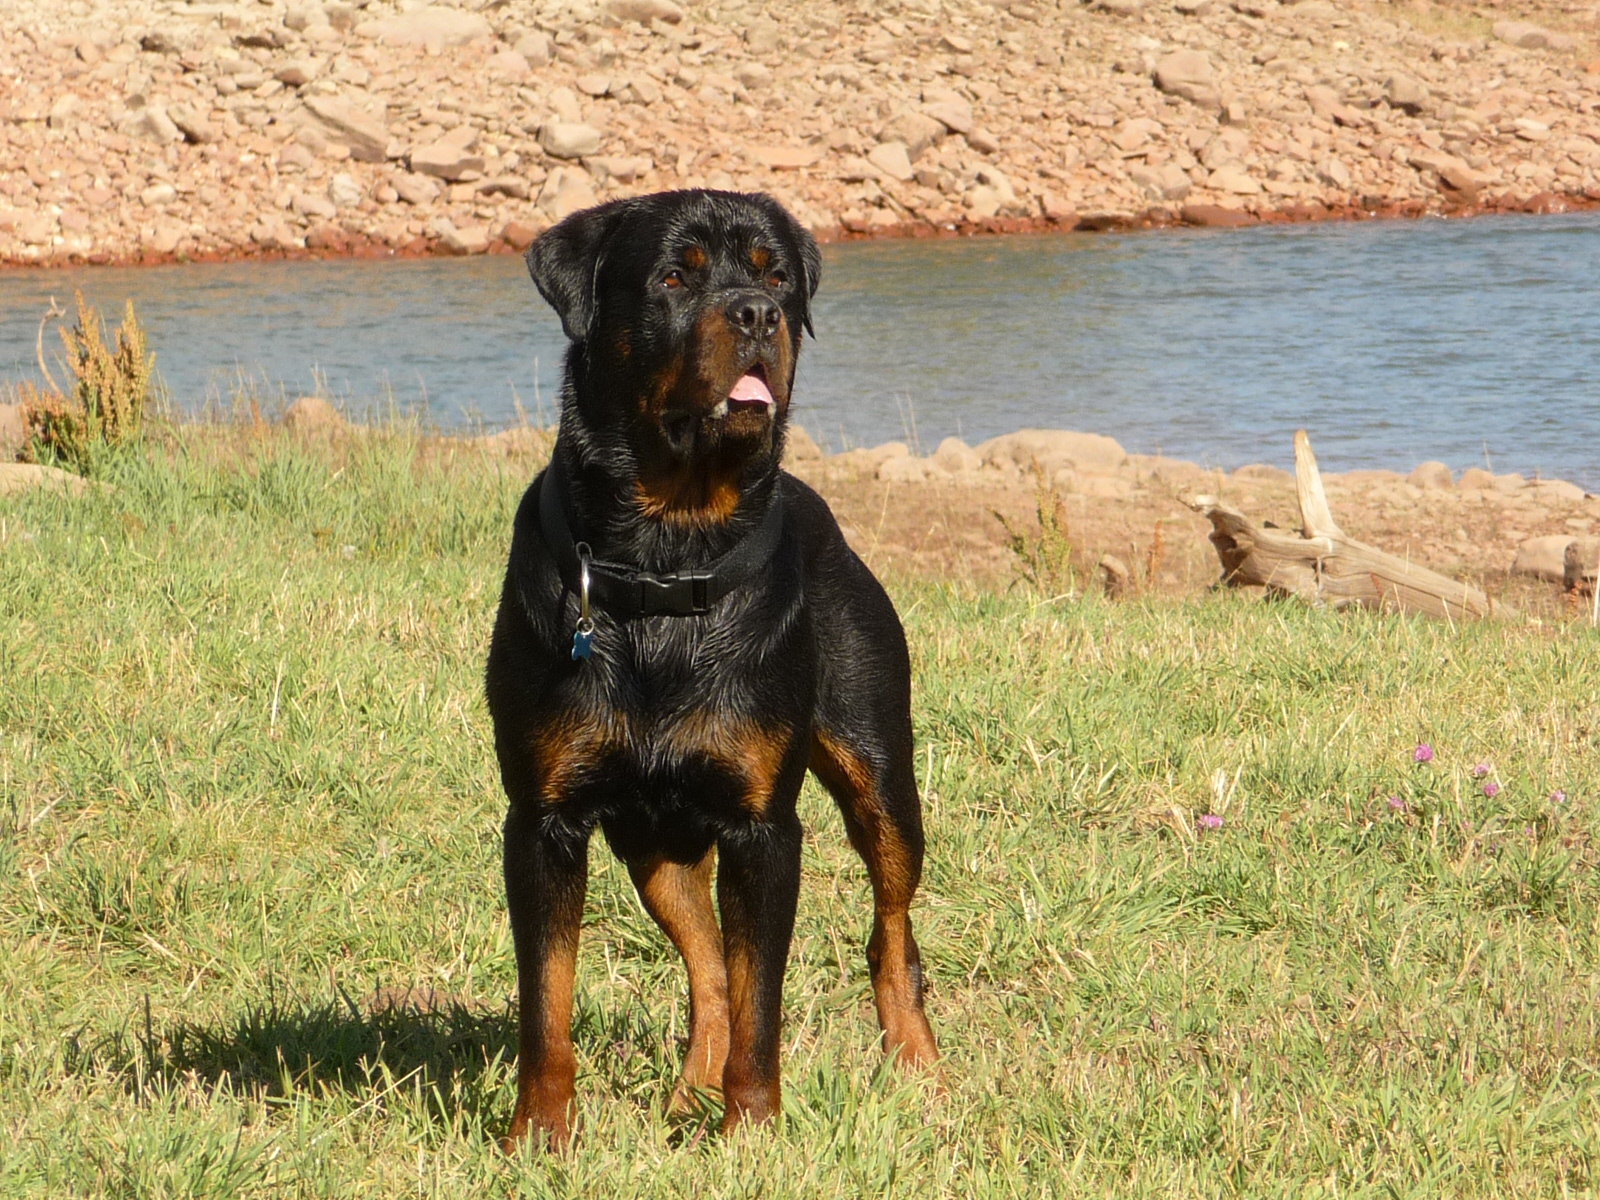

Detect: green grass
[3,425,1600,1197]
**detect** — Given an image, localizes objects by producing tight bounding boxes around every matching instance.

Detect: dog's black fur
[485,190,938,1147]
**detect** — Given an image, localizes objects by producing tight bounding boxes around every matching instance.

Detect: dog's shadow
[79,986,518,1129]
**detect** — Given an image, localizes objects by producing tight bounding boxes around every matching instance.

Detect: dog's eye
[766,270,787,289]
[662,268,685,290]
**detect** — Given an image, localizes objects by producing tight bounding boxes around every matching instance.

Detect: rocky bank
[2,0,1600,265]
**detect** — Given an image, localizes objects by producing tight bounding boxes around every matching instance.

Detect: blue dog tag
[571,625,594,661]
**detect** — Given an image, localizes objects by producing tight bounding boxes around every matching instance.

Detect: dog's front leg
[503,804,590,1151]
[715,812,803,1131]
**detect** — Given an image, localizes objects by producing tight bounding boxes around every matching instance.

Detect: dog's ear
[525,199,632,342]
[790,216,823,339]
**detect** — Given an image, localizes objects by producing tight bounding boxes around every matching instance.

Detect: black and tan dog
[485,189,938,1148]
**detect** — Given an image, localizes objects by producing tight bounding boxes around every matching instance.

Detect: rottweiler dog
[485,189,938,1148]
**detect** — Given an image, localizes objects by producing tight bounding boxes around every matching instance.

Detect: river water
[3,211,1598,489]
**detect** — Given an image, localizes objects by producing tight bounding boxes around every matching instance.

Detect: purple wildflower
[1387,796,1408,812]
[1197,813,1224,832]
[1413,744,1435,764]
[1551,790,1568,805]
[1482,781,1500,799]
[1471,763,1491,779]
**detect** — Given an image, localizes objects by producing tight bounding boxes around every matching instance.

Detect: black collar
[534,456,785,618]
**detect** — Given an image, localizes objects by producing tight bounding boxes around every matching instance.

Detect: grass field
[3,425,1600,1198]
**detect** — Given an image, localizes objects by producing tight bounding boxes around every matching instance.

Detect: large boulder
[302,95,390,163]
[975,429,1129,475]
[602,0,684,22]
[0,403,23,459]
[1153,49,1219,111]
[1513,536,1576,581]
[411,125,485,180]
[539,122,603,159]
[0,463,94,496]
[354,7,491,49]
[878,108,946,159]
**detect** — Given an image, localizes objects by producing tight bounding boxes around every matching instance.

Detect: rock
[1493,21,1567,51]
[831,442,909,474]
[576,74,611,97]
[749,146,821,169]
[284,5,327,33]
[411,127,485,181]
[745,17,782,54]
[478,176,532,200]
[602,0,684,23]
[281,395,343,433]
[302,95,390,163]
[48,94,77,130]
[487,50,530,79]
[879,455,928,484]
[1130,161,1192,201]
[1528,479,1587,502]
[922,98,974,135]
[393,172,442,205]
[1209,166,1262,195]
[539,167,598,221]
[499,221,540,251]
[0,403,24,459]
[867,141,916,182]
[141,182,177,207]
[1154,49,1220,111]
[539,122,603,159]
[0,463,94,497]
[1180,204,1252,227]
[168,104,216,144]
[277,143,316,172]
[1385,74,1430,115]
[328,173,364,208]
[1317,159,1352,189]
[305,222,348,251]
[784,423,824,462]
[1409,149,1486,196]
[275,59,321,86]
[1174,0,1212,11]
[584,156,652,184]
[292,191,337,220]
[736,62,773,90]
[139,106,182,144]
[966,128,1000,155]
[1094,0,1143,12]
[434,220,490,255]
[975,429,1128,474]
[514,31,552,67]
[1457,467,1496,490]
[879,109,946,159]
[355,7,491,50]
[1408,461,1454,489]
[1513,535,1575,581]
[932,436,981,473]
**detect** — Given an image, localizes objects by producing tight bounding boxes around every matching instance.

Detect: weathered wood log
[1186,430,1508,620]
[1563,537,1599,594]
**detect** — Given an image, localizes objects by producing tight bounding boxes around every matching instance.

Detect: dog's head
[527,190,820,524]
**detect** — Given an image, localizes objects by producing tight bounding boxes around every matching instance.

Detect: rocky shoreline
[14,397,1595,600]
[3,0,1599,267]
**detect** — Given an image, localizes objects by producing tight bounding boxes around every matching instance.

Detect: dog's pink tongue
[729,373,775,406]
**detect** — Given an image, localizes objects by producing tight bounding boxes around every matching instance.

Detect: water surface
[3,212,1597,488]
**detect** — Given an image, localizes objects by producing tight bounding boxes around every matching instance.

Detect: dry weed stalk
[19,291,154,475]
[994,462,1076,596]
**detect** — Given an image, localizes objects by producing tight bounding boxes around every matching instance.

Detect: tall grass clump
[17,292,155,476]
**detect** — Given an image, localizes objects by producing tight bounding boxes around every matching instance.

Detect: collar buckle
[634,570,713,615]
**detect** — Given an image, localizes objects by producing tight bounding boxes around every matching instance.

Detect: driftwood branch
[1185,430,1508,621]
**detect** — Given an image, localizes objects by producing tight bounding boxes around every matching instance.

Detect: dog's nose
[724,291,781,339]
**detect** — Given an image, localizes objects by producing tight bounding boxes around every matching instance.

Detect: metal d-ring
[575,541,594,637]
